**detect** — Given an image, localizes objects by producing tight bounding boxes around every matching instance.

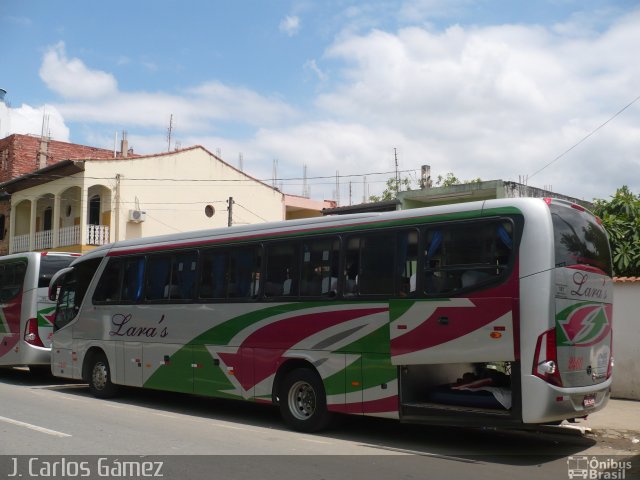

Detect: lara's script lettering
[571,272,608,300]
[110,314,168,338]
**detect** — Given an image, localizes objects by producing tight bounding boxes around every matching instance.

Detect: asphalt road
[0,368,635,480]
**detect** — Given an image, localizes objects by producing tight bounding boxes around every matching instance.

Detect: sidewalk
[578,398,640,453]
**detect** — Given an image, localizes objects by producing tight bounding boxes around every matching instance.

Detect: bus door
[390,220,517,366]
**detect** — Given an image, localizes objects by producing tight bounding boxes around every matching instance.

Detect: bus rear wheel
[279,368,332,432]
[87,353,118,399]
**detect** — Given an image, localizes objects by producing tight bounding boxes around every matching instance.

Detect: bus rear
[0,252,77,370]
[523,199,613,423]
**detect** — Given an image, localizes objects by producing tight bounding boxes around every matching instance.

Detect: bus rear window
[39,255,77,288]
[550,204,612,276]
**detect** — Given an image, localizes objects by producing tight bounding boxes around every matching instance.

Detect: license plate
[583,395,596,408]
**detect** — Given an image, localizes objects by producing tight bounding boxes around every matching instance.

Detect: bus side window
[346,233,395,296]
[93,259,123,303]
[422,220,513,296]
[199,249,228,299]
[0,262,27,303]
[230,246,262,299]
[146,255,171,300]
[264,242,299,298]
[122,257,145,302]
[300,237,339,297]
[397,230,418,296]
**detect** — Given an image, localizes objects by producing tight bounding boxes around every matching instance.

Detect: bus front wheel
[279,368,332,433]
[87,353,119,399]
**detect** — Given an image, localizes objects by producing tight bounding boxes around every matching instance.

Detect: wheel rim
[92,362,108,391]
[287,380,316,421]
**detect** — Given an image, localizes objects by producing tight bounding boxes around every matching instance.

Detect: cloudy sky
[1,0,639,203]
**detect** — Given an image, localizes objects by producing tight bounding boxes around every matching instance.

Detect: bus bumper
[521,374,611,424]
[19,341,51,366]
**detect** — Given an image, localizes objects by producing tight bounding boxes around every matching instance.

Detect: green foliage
[369,176,416,202]
[592,186,640,276]
[368,172,482,202]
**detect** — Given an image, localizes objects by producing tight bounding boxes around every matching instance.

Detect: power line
[1,168,418,186]
[529,93,640,180]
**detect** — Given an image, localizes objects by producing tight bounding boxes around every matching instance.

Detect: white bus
[49,198,613,431]
[0,252,78,374]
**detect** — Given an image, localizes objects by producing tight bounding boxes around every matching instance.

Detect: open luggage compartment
[399,361,522,426]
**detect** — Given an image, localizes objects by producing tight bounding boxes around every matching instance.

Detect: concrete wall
[611,281,640,400]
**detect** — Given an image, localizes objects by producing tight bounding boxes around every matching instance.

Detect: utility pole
[227,196,234,227]
[167,114,173,152]
[394,147,400,194]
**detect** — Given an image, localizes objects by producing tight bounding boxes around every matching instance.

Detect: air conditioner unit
[128,209,146,223]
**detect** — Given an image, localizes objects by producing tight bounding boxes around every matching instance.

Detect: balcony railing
[86,224,110,246]
[11,224,111,253]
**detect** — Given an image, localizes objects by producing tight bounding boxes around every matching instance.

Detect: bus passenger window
[122,257,145,302]
[146,256,171,300]
[300,237,339,297]
[346,233,395,296]
[230,246,261,299]
[422,220,514,296]
[264,242,299,298]
[199,250,228,299]
[93,259,123,303]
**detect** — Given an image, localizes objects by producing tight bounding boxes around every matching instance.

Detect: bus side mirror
[48,267,73,301]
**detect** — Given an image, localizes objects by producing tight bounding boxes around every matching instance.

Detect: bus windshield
[38,255,77,288]
[550,204,612,275]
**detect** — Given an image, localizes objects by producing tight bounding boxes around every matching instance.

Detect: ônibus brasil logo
[557,303,611,347]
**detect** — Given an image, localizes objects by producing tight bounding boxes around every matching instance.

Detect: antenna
[216,148,222,158]
[335,170,340,206]
[167,114,173,152]
[362,176,366,203]
[272,159,278,189]
[302,164,309,198]
[239,153,244,171]
[394,147,400,193]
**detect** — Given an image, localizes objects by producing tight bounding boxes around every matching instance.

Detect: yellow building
[1,145,333,254]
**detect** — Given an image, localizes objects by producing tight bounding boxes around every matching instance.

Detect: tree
[592,186,640,277]
[368,172,482,202]
[368,176,416,202]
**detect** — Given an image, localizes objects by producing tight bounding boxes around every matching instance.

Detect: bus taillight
[24,318,45,347]
[607,335,614,380]
[533,328,563,387]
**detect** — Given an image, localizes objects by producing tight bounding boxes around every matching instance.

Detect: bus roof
[72,197,590,263]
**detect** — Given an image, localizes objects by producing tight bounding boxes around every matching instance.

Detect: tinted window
[265,242,299,297]
[93,256,145,303]
[344,230,416,296]
[0,261,27,302]
[39,255,76,288]
[550,204,612,275]
[422,220,514,295]
[199,246,261,300]
[300,237,339,297]
[145,251,198,301]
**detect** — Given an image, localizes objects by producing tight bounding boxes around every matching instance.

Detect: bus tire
[87,352,119,399]
[279,368,332,433]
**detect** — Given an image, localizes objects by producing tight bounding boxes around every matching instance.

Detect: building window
[89,195,101,225]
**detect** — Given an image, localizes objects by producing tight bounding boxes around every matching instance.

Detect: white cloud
[33,10,640,203]
[39,42,118,99]
[304,59,328,82]
[279,15,301,36]
[0,102,69,141]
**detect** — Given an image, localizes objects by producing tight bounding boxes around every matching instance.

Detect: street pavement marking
[0,415,71,438]
[299,438,332,445]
